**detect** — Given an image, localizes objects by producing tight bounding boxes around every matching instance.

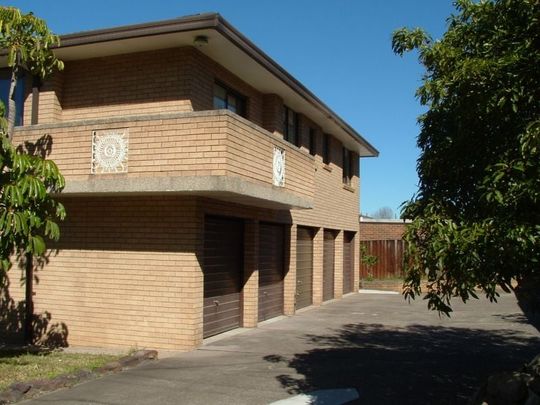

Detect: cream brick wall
[7,196,202,350]
[312,229,324,306]
[243,220,259,327]
[13,112,314,200]
[334,230,344,300]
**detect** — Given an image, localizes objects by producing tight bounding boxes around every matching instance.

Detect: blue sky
[8,0,456,217]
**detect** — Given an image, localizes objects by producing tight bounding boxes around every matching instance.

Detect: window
[0,69,25,126]
[284,106,298,146]
[322,133,330,164]
[343,148,355,186]
[309,128,316,156]
[213,82,246,117]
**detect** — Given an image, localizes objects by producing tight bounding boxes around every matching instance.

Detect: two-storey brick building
[3,13,378,350]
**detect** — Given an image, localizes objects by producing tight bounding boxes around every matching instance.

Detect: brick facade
[3,17,374,351]
[359,220,409,241]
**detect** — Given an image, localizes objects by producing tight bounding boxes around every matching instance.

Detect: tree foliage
[0,6,63,137]
[0,7,65,283]
[392,0,540,314]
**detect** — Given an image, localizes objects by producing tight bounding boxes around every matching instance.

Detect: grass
[0,348,120,391]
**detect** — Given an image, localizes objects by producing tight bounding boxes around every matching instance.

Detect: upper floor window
[213,82,246,117]
[343,148,355,185]
[284,106,298,146]
[0,69,25,126]
[309,127,316,156]
[322,133,330,164]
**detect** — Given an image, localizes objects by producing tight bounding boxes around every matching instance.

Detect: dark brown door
[343,231,355,294]
[203,216,243,338]
[323,230,335,301]
[258,223,285,322]
[296,226,314,310]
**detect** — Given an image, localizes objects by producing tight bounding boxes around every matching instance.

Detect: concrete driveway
[24,292,540,405]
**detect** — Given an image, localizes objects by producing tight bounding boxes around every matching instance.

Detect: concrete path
[23,292,540,405]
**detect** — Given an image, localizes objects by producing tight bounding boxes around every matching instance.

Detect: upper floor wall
[9,38,364,226]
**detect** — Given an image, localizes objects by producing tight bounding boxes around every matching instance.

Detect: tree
[392,0,539,314]
[0,7,65,342]
[371,206,394,219]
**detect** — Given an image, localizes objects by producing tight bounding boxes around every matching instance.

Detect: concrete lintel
[58,175,313,210]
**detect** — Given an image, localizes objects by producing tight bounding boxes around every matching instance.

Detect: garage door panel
[203,216,243,338]
[258,223,285,322]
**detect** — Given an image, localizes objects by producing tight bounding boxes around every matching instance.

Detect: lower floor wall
[2,195,359,351]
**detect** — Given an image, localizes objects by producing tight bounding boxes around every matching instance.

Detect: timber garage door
[258,223,285,322]
[343,231,355,294]
[203,216,244,338]
[296,226,314,310]
[323,230,336,301]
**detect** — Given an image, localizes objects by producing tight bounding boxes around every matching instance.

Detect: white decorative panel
[273,147,286,187]
[91,129,129,174]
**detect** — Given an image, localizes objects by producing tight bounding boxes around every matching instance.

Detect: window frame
[0,68,26,126]
[322,133,330,164]
[284,105,299,146]
[342,148,355,186]
[308,127,316,156]
[213,81,247,117]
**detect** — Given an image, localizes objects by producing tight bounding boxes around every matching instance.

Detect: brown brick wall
[60,48,193,121]
[6,44,362,350]
[359,221,408,241]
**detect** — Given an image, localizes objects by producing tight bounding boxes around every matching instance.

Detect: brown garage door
[343,231,355,294]
[203,216,243,338]
[258,223,285,322]
[323,230,335,301]
[296,226,314,310]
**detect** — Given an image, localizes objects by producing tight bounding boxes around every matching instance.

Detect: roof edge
[59,12,220,48]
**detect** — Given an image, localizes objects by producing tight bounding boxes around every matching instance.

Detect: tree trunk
[24,252,34,345]
[7,65,19,140]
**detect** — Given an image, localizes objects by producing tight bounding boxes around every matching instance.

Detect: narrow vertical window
[323,133,330,164]
[0,68,25,126]
[343,147,350,185]
[284,106,298,146]
[309,128,316,156]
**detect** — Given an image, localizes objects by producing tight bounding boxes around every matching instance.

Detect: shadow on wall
[0,252,68,348]
[16,133,54,158]
[264,322,540,405]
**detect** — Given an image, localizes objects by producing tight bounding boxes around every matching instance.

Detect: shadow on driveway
[265,322,540,404]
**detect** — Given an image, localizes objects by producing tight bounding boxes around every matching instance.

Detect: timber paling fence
[360,239,405,279]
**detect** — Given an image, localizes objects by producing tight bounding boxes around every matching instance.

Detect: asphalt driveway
[23,292,540,405]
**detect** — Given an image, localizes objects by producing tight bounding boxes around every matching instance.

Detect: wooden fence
[360,239,405,279]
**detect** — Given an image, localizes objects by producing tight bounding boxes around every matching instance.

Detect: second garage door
[258,223,285,322]
[203,216,243,338]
